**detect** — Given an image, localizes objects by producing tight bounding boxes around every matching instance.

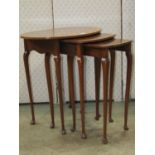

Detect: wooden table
[85,39,132,131]
[61,33,115,139]
[21,27,101,134]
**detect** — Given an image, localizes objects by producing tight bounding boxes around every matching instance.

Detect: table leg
[101,57,109,144]
[124,45,132,130]
[109,51,115,122]
[67,55,73,109]
[77,56,87,139]
[45,53,55,128]
[67,54,76,132]
[54,54,66,135]
[94,57,101,120]
[23,51,35,125]
[68,63,72,109]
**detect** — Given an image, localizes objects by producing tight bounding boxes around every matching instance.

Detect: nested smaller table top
[85,39,132,49]
[21,27,101,40]
[62,33,115,44]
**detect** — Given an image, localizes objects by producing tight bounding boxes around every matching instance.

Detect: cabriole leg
[77,56,87,139]
[109,50,115,122]
[45,53,55,128]
[54,54,66,134]
[94,57,101,120]
[101,57,109,144]
[67,54,76,132]
[23,51,35,125]
[124,45,132,130]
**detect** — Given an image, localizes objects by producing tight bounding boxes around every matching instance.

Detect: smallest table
[84,39,132,143]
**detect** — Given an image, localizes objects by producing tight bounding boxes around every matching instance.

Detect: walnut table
[20,27,101,134]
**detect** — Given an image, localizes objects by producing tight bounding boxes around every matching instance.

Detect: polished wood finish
[62,33,115,44]
[21,27,132,143]
[124,44,132,130]
[21,27,101,134]
[23,39,67,132]
[45,53,55,128]
[61,33,115,109]
[61,34,115,143]
[23,50,35,125]
[67,54,76,131]
[109,51,115,123]
[61,33,115,135]
[85,39,132,130]
[94,57,101,120]
[53,51,66,134]
[61,38,132,143]
[94,50,116,123]
[85,39,131,49]
[101,54,109,144]
[94,51,116,123]
[21,27,101,40]
[76,45,87,139]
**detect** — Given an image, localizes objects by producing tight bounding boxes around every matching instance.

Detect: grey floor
[20,102,135,155]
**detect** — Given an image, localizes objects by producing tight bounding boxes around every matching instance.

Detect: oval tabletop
[85,39,132,49]
[21,27,101,40]
[62,33,115,44]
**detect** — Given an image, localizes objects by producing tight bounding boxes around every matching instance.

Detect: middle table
[61,33,115,140]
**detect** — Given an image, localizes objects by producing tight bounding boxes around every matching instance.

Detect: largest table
[21,27,101,134]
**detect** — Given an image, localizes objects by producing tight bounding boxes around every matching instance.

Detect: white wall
[19,0,56,103]
[19,0,135,103]
[123,0,135,99]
